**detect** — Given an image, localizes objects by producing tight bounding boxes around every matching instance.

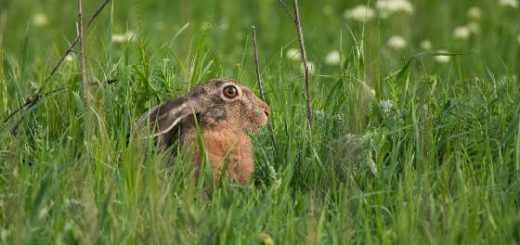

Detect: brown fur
[182,126,254,184]
[136,79,269,185]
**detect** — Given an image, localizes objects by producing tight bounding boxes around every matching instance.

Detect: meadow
[1,0,520,244]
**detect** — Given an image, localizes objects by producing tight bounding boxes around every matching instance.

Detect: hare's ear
[137,97,197,137]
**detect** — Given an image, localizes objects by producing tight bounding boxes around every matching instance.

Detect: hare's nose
[262,102,271,116]
[263,106,270,117]
[259,99,270,116]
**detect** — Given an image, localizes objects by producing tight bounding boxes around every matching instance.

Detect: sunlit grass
[1,0,520,244]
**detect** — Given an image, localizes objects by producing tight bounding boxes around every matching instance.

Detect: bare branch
[277,0,294,21]
[292,0,313,125]
[8,88,66,135]
[3,0,111,126]
[251,26,277,152]
[77,0,88,104]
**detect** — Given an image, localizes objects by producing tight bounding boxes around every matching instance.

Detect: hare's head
[186,79,270,131]
[138,79,270,141]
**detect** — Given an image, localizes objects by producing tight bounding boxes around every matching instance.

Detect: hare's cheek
[246,124,261,133]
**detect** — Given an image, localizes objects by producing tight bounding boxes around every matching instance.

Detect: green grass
[1,0,520,244]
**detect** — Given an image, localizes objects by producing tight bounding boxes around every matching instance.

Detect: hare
[136,79,270,185]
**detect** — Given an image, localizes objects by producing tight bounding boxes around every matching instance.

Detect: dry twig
[277,0,294,19]
[8,88,66,134]
[251,26,277,152]
[277,0,313,126]
[77,0,88,104]
[3,0,112,133]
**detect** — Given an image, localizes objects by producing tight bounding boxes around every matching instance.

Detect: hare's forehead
[239,87,254,96]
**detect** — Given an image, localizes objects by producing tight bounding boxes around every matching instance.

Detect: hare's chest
[184,129,255,184]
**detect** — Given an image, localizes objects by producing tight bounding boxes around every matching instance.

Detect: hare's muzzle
[259,101,270,118]
[264,107,270,117]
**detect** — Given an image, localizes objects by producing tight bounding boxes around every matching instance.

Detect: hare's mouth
[259,113,269,126]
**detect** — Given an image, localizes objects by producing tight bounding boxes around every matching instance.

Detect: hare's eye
[223,85,238,98]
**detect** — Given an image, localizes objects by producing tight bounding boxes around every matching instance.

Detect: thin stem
[292,0,313,125]
[251,26,278,152]
[77,0,88,104]
[277,0,294,20]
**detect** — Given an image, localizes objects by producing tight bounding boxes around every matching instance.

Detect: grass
[1,0,520,244]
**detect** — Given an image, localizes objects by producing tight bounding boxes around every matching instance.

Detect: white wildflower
[499,0,518,8]
[379,100,393,115]
[434,50,451,63]
[301,62,315,75]
[467,7,482,20]
[218,22,229,31]
[387,35,407,50]
[325,50,341,65]
[286,48,301,61]
[453,26,471,40]
[376,0,414,18]
[420,40,432,50]
[201,22,212,31]
[65,54,75,62]
[468,22,480,34]
[344,5,375,22]
[322,5,334,16]
[155,21,165,31]
[112,31,136,43]
[33,13,48,27]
